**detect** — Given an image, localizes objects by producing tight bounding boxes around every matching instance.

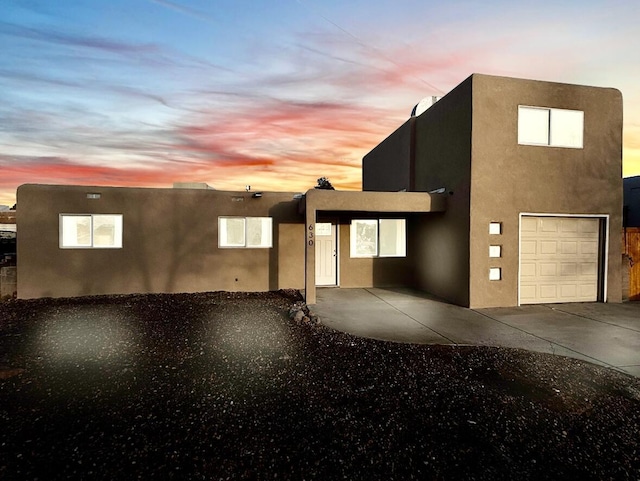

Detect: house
[16,73,624,308]
[624,175,640,227]
[623,175,640,300]
[364,73,623,307]
[0,209,17,298]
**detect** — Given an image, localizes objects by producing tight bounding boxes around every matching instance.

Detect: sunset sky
[2,0,639,207]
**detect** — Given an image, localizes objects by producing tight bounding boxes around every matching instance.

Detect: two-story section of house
[364,73,623,308]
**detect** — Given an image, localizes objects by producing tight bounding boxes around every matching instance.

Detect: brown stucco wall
[410,76,473,306]
[468,74,623,307]
[362,119,414,192]
[17,184,305,299]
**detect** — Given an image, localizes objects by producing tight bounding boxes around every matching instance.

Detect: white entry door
[315,223,337,286]
[520,216,601,304]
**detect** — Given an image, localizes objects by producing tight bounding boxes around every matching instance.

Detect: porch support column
[304,202,317,304]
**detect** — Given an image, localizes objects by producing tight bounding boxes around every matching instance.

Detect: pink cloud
[0,156,202,189]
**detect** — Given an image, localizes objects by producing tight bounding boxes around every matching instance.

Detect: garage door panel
[539,284,558,299]
[540,240,558,254]
[559,284,577,299]
[519,285,536,302]
[580,241,598,255]
[541,218,560,233]
[521,217,538,232]
[580,262,598,276]
[579,284,597,298]
[521,240,537,255]
[520,216,600,304]
[560,263,577,276]
[539,263,557,276]
[560,241,578,254]
[560,220,578,233]
[520,262,536,277]
[580,219,599,233]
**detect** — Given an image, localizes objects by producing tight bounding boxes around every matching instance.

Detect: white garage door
[520,216,600,304]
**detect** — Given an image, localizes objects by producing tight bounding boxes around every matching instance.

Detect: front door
[315,223,337,286]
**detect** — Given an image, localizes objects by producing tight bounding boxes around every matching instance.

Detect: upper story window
[218,217,272,248]
[60,214,123,248]
[350,219,406,258]
[518,106,584,149]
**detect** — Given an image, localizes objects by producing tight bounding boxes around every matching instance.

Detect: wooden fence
[623,228,640,301]
[0,211,16,224]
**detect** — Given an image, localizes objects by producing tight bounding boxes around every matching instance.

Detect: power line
[294,0,445,95]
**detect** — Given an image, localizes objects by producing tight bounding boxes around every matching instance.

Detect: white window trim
[218,216,273,248]
[518,106,584,149]
[517,213,608,306]
[59,214,123,249]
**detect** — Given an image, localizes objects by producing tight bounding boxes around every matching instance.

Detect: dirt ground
[1,290,639,480]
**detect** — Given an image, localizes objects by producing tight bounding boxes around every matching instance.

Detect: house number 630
[307,224,314,246]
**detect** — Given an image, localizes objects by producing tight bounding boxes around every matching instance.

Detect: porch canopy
[301,189,447,304]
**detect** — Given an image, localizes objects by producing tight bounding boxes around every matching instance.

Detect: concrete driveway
[312,287,640,378]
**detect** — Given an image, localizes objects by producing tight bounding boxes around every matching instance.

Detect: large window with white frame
[218,217,272,248]
[518,106,584,148]
[350,219,406,258]
[60,214,123,248]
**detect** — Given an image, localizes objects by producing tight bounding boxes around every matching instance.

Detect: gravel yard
[1,290,640,480]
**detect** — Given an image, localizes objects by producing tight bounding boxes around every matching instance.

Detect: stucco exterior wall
[17,184,305,299]
[468,74,623,307]
[411,76,473,306]
[362,119,414,192]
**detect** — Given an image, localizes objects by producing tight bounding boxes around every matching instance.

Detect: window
[489,267,502,281]
[60,214,123,248]
[489,245,502,258]
[350,219,406,258]
[315,223,332,236]
[379,219,406,257]
[218,217,272,248]
[518,106,583,148]
[489,222,502,235]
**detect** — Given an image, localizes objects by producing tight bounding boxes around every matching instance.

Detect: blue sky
[1,0,639,206]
